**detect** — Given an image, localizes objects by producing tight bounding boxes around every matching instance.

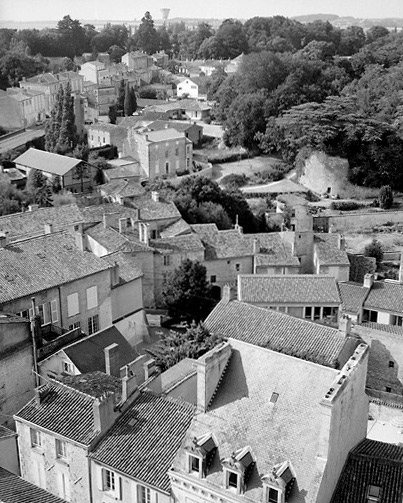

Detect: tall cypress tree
[45,85,64,152]
[124,81,133,116]
[118,78,125,112]
[45,83,76,153]
[130,87,137,114]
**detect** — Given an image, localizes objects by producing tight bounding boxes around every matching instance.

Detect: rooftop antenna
[161,8,170,25]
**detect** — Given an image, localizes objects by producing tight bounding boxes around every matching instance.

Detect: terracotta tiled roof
[14,148,82,176]
[147,120,201,134]
[172,338,338,502]
[63,327,138,375]
[364,280,403,314]
[331,438,403,503]
[60,371,122,399]
[98,179,145,198]
[15,381,99,445]
[25,73,59,84]
[0,467,67,503]
[131,196,181,221]
[338,281,369,313]
[89,392,195,492]
[160,219,192,238]
[145,128,186,142]
[238,274,341,304]
[0,232,111,304]
[151,233,204,253]
[205,300,347,366]
[360,322,403,336]
[314,233,350,266]
[0,204,83,242]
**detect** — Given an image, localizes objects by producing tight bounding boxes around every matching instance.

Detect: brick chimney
[104,343,120,377]
[363,273,375,289]
[196,342,232,412]
[93,392,116,434]
[121,365,140,403]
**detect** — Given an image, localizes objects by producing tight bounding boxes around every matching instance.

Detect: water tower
[161,8,170,24]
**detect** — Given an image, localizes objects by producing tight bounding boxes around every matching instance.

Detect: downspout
[30,297,40,387]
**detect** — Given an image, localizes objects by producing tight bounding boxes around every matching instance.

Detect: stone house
[19,73,61,115]
[147,119,203,146]
[0,425,19,474]
[123,127,193,179]
[14,371,139,502]
[84,84,117,120]
[237,274,341,323]
[87,123,128,150]
[0,88,46,130]
[0,231,113,336]
[14,148,96,193]
[79,61,110,86]
[177,78,199,99]
[169,331,369,503]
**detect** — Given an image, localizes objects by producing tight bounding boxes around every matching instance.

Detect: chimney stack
[111,262,120,287]
[144,359,156,380]
[0,231,9,248]
[338,235,345,251]
[139,222,149,245]
[196,342,232,412]
[151,191,160,202]
[104,343,120,377]
[363,273,375,289]
[222,284,231,305]
[44,223,53,234]
[118,217,127,234]
[28,204,39,212]
[93,392,116,434]
[121,365,140,403]
[399,252,403,284]
[338,314,352,337]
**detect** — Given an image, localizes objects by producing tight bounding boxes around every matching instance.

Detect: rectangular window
[62,361,73,374]
[67,293,79,317]
[175,148,179,156]
[165,150,169,158]
[155,160,160,174]
[235,264,240,272]
[104,469,115,492]
[367,485,381,502]
[210,275,216,283]
[30,428,42,448]
[139,485,151,503]
[190,456,200,473]
[389,361,395,368]
[268,487,279,503]
[163,255,171,266]
[151,230,157,239]
[314,306,321,320]
[86,286,98,310]
[186,158,190,167]
[88,314,99,335]
[55,439,67,459]
[304,306,312,319]
[228,471,238,489]
[68,321,81,331]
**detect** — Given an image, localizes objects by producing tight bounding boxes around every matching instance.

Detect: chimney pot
[363,273,375,289]
[0,231,9,248]
[339,314,352,337]
[151,191,160,202]
[44,223,53,234]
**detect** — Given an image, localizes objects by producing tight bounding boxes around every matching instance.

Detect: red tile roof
[90,392,195,492]
[331,438,403,503]
[364,280,403,314]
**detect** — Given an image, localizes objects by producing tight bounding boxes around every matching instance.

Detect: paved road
[0,128,45,154]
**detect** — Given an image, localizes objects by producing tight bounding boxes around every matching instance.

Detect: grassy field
[212,155,286,184]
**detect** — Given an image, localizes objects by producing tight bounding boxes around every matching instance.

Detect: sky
[0,0,402,22]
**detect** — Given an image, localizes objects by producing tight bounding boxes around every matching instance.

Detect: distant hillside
[291,13,403,29]
[292,14,340,22]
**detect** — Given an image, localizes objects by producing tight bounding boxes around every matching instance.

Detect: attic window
[270,392,279,403]
[268,488,280,503]
[389,361,395,368]
[228,471,238,489]
[186,433,217,478]
[190,456,200,473]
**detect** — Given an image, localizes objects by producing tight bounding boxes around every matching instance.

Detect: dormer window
[263,461,296,503]
[185,433,217,478]
[223,446,255,495]
[267,488,280,503]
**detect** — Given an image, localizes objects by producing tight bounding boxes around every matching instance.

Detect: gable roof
[0,232,111,304]
[15,381,100,445]
[238,274,341,304]
[144,128,186,142]
[14,148,82,176]
[147,119,201,134]
[338,281,370,314]
[205,300,349,367]
[102,251,143,283]
[60,371,122,399]
[364,280,403,314]
[172,338,339,502]
[63,326,138,374]
[0,204,83,243]
[98,178,145,198]
[314,233,350,266]
[151,233,204,254]
[0,467,67,503]
[25,73,59,84]
[331,438,403,503]
[89,392,195,492]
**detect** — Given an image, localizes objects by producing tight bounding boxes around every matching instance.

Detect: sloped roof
[172,338,338,502]
[0,466,67,503]
[160,219,192,238]
[0,204,83,243]
[364,280,403,314]
[241,179,308,194]
[0,232,111,304]
[86,222,154,254]
[131,196,181,221]
[151,233,204,254]
[147,119,201,133]
[314,234,350,266]
[145,128,186,142]
[0,424,16,439]
[205,300,348,367]
[238,274,341,304]
[102,251,143,283]
[63,326,138,374]
[99,179,145,198]
[14,148,82,176]
[25,73,59,84]
[338,281,369,313]
[60,371,122,399]
[89,392,195,492]
[15,381,99,445]
[331,438,403,503]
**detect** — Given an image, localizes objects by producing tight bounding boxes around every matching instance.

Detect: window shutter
[96,465,104,491]
[117,476,123,500]
[43,303,51,325]
[51,300,58,323]
[86,286,98,310]
[67,293,79,317]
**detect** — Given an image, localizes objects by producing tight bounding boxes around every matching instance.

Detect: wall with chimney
[316,343,369,503]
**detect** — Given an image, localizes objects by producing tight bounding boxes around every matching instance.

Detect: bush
[330,201,363,211]
[220,174,249,188]
[364,239,384,265]
[379,185,393,209]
